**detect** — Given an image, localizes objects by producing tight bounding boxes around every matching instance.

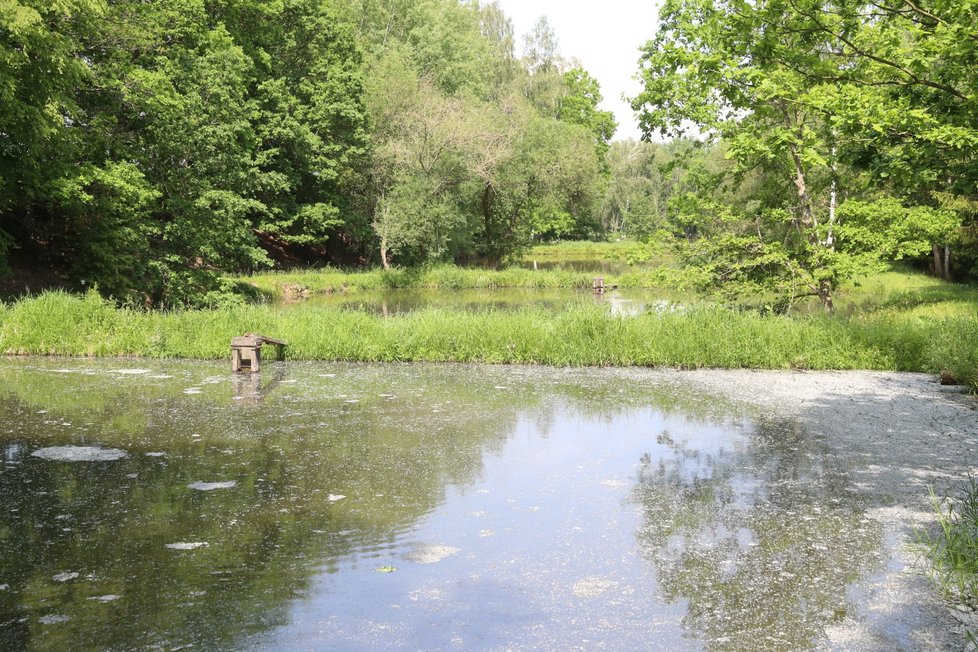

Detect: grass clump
[922,480,978,601]
[919,478,978,647]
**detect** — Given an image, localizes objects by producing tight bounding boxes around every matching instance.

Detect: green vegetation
[920,480,978,615]
[631,0,978,309]
[0,1,615,305]
[2,278,975,389]
[525,240,647,261]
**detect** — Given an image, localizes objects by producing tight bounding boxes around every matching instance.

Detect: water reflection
[0,360,894,650]
[291,286,686,317]
[231,366,287,407]
[634,419,883,651]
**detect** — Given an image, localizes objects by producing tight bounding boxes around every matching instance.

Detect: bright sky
[494,0,661,142]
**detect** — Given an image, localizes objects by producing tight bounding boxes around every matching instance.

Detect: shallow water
[297,287,676,317]
[518,258,635,275]
[0,359,896,650]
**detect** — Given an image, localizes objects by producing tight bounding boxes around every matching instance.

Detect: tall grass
[919,477,978,649]
[2,290,976,389]
[921,480,978,603]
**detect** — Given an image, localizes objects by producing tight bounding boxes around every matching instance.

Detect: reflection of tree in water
[0,366,543,651]
[634,418,884,651]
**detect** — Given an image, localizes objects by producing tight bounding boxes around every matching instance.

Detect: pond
[0,359,968,650]
[517,258,636,275]
[299,287,678,317]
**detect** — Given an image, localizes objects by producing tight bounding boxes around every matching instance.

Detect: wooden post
[593,277,605,294]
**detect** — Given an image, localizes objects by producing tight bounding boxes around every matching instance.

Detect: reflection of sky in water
[0,360,885,651]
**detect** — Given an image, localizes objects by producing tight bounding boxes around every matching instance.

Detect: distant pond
[295,287,677,317]
[0,359,960,650]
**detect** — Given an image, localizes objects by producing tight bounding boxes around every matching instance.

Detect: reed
[2,290,975,390]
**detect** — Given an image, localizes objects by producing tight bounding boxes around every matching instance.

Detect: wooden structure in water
[231,334,287,373]
[592,277,619,294]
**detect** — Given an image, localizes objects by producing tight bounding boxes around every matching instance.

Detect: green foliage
[2,276,976,391]
[919,479,978,607]
[1,0,368,305]
[631,0,978,307]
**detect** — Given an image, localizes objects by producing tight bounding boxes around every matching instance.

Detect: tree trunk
[818,279,834,313]
[788,143,815,230]
[826,145,837,249]
[380,236,390,270]
[481,182,497,267]
[932,243,951,280]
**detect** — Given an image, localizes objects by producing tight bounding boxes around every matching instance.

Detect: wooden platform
[231,334,287,373]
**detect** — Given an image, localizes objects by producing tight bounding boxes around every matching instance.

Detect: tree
[631,0,973,309]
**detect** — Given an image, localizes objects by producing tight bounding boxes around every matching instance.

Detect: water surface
[296,287,676,317]
[0,360,890,650]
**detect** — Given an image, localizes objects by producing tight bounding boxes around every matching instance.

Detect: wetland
[1,359,975,650]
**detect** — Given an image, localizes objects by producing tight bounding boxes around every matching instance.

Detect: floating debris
[0,584,9,591]
[572,577,619,598]
[165,542,208,550]
[403,544,460,564]
[111,369,152,375]
[88,594,121,603]
[39,615,70,625]
[375,565,397,573]
[183,388,203,395]
[145,452,167,458]
[53,572,79,583]
[327,494,346,502]
[149,374,173,379]
[188,481,236,491]
[32,446,127,462]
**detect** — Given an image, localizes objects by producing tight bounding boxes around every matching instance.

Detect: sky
[494,0,661,142]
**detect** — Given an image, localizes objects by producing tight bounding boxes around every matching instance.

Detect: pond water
[0,359,932,650]
[517,258,635,275]
[300,287,676,317]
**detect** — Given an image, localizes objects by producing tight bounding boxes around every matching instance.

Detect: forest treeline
[1,0,614,305]
[2,0,976,307]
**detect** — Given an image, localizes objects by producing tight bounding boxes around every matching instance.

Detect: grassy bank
[525,240,648,261]
[1,289,975,389]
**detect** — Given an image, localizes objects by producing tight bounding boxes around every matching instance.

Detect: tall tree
[631,0,965,309]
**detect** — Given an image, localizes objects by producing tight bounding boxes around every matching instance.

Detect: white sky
[493,0,661,141]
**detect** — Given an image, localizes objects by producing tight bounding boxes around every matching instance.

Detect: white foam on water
[39,615,70,625]
[32,446,127,462]
[165,542,208,550]
[88,594,121,603]
[52,572,79,583]
[188,481,236,491]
